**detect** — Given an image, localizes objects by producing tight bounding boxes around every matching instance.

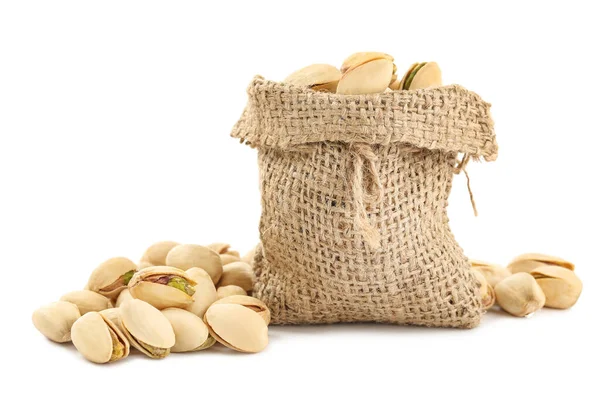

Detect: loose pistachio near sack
[33,240,269,363]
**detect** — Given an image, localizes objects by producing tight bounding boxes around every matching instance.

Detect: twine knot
[348,143,383,249]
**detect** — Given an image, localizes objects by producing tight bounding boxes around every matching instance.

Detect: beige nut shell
[60,290,112,315]
[99,308,121,328]
[340,52,393,74]
[213,295,271,325]
[204,303,268,353]
[217,285,247,299]
[408,62,442,90]
[128,266,196,310]
[166,244,223,284]
[120,299,175,357]
[116,288,133,307]
[495,272,546,317]
[337,58,394,95]
[71,311,129,363]
[470,261,512,288]
[218,262,254,292]
[32,301,81,343]
[184,267,217,318]
[140,241,180,267]
[472,270,496,311]
[220,254,240,266]
[508,253,575,271]
[284,64,341,92]
[161,308,212,352]
[531,266,582,309]
[86,257,137,299]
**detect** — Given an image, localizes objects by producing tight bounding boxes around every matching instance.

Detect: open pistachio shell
[120,299,175,359]
[284,64,341,92]
[340,52,394,74]
[397,62,419,91]
[86,257,137,300]
[115,288,133,307]
[472,270,496,311]
[531,266,582,309]
[509,253,574,271]
[220,254,240,266]
[129,266,196,310]
[407,62,442,90]
[218,262,254,292]
[336,58,394,95]
[213,295,271,325]
[99,308,121,328]
[184,267,217,318]
[217,285,247,299]
[507,259,552,274]
[32,301,81,343]
[204,304,268,353]
[60,290,112,315]
[166,244,223,284]
[495,273,545,317]
[71,312,129,363]
[161,308,214,352]
[470,260,512,287]
[140,241,180,267]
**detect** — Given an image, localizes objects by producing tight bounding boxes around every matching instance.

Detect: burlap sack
[232,76,498,328]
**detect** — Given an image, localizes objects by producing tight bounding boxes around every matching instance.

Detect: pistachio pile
[470,253,583,317]
[32,242,270,363]
[284,51,442,94]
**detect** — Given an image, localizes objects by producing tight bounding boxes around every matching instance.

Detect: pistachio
[120,299,175,359]
[506,259,550,274]
[161,308,214,352]
[507,253,575,273]
[472,270,496,311]
[71,312,129,363]
[32,301,81,343]
[213,295,271,325]
[184,267,217,318]
[470,259,512,287]
[284,64,341,93]
[99,308,121,328]
[166,244,223,284]
[204,303,268,353]
[494,273,545,317]
[218,261,254,292]
[128,266,196,310]
[140,241,180,267]
[337,57,394,95]
[531,266,583,309]
[340,52,394,74]
[86,257,137,300]
[220,254,240,266]
[60,290,112,315]
[216,285,247,299]
[115,288,133,307]
[398,62,442,90]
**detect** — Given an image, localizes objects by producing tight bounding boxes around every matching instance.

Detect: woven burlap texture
[232,76,498,328]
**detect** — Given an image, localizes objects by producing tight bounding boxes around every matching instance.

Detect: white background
[1,1,598,399]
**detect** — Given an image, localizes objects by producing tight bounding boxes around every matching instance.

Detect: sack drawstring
[345,146,479,249]
[348,143,383,250]
[453,153,478,217]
